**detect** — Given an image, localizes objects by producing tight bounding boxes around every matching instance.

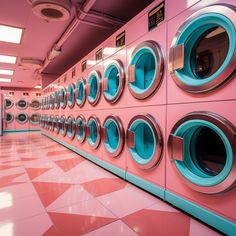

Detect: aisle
[0,132,219,236]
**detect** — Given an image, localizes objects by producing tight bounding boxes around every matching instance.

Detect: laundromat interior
[0,0,236,235]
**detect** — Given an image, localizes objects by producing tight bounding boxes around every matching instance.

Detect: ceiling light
[34,85,41,89]
[0,55,17,64]
[0,78,11,83]
[0,25,23,44]
[0,69,14,75]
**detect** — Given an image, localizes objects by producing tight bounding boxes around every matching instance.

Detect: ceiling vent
[32,0,71,21]
[19,58,43,70]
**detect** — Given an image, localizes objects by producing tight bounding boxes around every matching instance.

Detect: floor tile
[54,157,84,172]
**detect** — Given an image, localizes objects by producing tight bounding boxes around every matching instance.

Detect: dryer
[15,112,29,131]
[167,1,236,104]
[4,96,15,131]
[29,113,40,130]
[166,100,236,235]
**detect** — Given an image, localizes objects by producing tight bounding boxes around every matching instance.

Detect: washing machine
[29,113,40,130]
[4,96,15,131]
[167,1,236,104]
[100,110,126,178]
[59,86,68,110]
[15,112,29,131]
[166,100,236,235]
[125,105,166,199]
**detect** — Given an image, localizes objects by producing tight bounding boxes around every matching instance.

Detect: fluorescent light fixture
[35,85,42,89]
[0,55,17,64]
[0,78,11,83]
[0,69,14,75]
[0,25,23,44]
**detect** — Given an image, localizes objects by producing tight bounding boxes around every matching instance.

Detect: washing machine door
[76,115,86,143]
[59,87,68,109]
[86,115,101,149]
[54,91,60,109]
[6,112,14,124]
[128,41,164,99]
[17,99,28,110]
[102,115,125,157]
[103,60,125,103]
[5,98,14,109]
[30,100,40,110]
[49,94,55,109]
[76,78,86,107]
[126,114,163,170]
[87,70,102,106]
[169,5,236,93]
[30,113,40,124]
[60,115,67,136]
[16,113,28,124]
[168,112,236,194]
[66,116,76,140]
[67,83,76,108]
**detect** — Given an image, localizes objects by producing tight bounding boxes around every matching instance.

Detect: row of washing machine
[41,0,236,234]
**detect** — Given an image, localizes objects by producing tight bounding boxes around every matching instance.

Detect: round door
[169,5,236,93]
[127,41,164,99]
[30,100,40,110]
[103,60,125,103]
[66,116,76,139]
[17,99,28,110]
[5,98,14,109]
[102,115,125,157]
[40,115,45,128]
[54,91,60,109]
[126,114,163,170]
[68,83,76,108]
[16,113,28,124]
[53,116,60,134]
[30,113,40,124]
[47,116,53,131]
[168,112,236,194]
[6,112,14,124]
[76,78,86,107]
[59,87,67,109]
[86,115,101,149]
[87,70,102,106]
[76,115,86,143]
[59,115,67,136]
[49,94,55,109]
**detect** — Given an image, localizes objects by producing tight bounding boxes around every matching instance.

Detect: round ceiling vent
[32,0,71,21]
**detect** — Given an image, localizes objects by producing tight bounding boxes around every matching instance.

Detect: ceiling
[0,0,154,89]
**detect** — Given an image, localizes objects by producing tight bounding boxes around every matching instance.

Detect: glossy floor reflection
[0,132,220,236]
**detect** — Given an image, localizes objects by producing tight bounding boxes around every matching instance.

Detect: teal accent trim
[104,63,120,99]
[129,119,156,165]
[126,172,165,199]
[76,80,85,105]
[60,88,66,107]
[99,161,125,179]
[104,118,120,153]
[165,191,236,235]
[87,73,98,103]
[4,129,40,133]
[68,84,75,107]
[129,46,157,94]
[175,13,236,86]
[174,119,233,186]
[54,91,59,107]
[67,117,73,138]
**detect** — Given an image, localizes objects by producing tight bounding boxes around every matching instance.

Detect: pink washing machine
[124,0,167,107]
[29,95,41,131]
[125,105,166,199]
[166,100,236,234]
[4,95,16,131]
[167,1,236,104]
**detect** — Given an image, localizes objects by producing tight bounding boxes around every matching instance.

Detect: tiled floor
[0,132,220,236]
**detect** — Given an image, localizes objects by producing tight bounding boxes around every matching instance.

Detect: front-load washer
[29,113,40,130]
[75,77,86,108]
[54,90,60,109]
[59,115,68,137]
[75,114,86,144]
[16,99,28,110]
[125,105,166,199]
[167,2,236,104]
[67,83,76,109]
[30,99,41,110]
[59,87,68,110]
[5,98,14,110]
[65,115,76,141]
[16,113,29,131]
[166,100,236,235]
[49,93,55,110]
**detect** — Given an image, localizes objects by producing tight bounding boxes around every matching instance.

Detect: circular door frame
[126,113,163,170]
[103,59,125,104]
[30,99,41,110]
[168,111,236,194]
[66,115,76,140]
[6,112,14,124]
[30,113,40,125]
[67,83,76,109]
[127,40,165,100]
[102,115,125,157]
[54,91,60,109]
[49,94,55,110]
[59,87,68,109]
[16,113,28,124]
[76,114,86,143]
[60,115,67,137]
[76,77,86,108]
[5,98,14,110]
[53,116,60,134]
[16,99,28,110]
[86,115,101,149]
[169,5,236,93]
[87,70,102,106]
